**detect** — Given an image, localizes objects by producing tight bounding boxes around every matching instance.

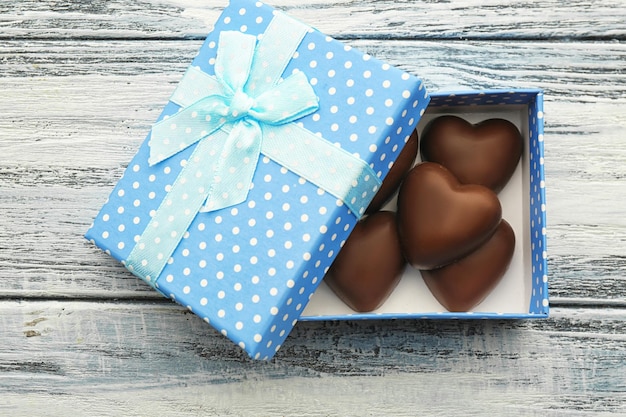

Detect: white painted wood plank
[1,40,625,302]
[1,300,625,416]
[1,0,625,40]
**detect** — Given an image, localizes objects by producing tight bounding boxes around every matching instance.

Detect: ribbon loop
[251,71,318,125]
[214,31,256,93]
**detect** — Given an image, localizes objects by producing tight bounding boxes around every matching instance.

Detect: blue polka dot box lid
[85,0,431,359]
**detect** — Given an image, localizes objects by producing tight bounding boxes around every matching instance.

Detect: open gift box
[302,89,549,320]
[86,0,547,360]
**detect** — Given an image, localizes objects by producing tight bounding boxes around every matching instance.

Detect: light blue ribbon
[125,13,382,285]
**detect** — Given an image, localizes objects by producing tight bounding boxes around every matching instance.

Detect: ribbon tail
[125,132,231,285]
[200,119,263,212]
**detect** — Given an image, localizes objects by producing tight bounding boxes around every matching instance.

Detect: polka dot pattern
[85,0,431,360]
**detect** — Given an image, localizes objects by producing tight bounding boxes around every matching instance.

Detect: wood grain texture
[1,0,625,40]
[2,40,625,302]
[1,0,626,415]
[1,301,625,416]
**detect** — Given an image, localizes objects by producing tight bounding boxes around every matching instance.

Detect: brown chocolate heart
[421,219,515,312]
[420,115,523,193]
[366,130,418,214]
[396,162,502,270]
[325,211,406,312]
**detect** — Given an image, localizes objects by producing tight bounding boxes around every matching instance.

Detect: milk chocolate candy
[421,219,515,312]
[325,211,406,312]
[396,162,502,270]
[420,115,523,193]
[365,130,418,214]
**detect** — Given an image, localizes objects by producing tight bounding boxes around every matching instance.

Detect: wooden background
[1,0,625,415]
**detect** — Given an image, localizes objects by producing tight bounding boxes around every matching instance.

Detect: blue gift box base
[302,89,548,321]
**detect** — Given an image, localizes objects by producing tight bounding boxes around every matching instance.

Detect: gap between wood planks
[2,34,625,42]
[1,292,625,310]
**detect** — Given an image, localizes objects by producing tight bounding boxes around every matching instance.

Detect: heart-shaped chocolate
[396,162,502,270]
[325,211,406,312]
[366,130,418,214]
[420,115,523,193]
[421,219,515,312]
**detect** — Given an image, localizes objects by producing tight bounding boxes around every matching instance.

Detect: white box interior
[301,103,532,318]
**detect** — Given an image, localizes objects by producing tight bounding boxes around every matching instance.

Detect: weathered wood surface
[1,0,626,415]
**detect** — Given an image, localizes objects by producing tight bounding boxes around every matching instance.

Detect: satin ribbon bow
[149,31,319,213]
[126,16,381,285]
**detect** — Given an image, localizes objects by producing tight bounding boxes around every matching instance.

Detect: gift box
[85,0,430,359]
[302,89,548,320]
